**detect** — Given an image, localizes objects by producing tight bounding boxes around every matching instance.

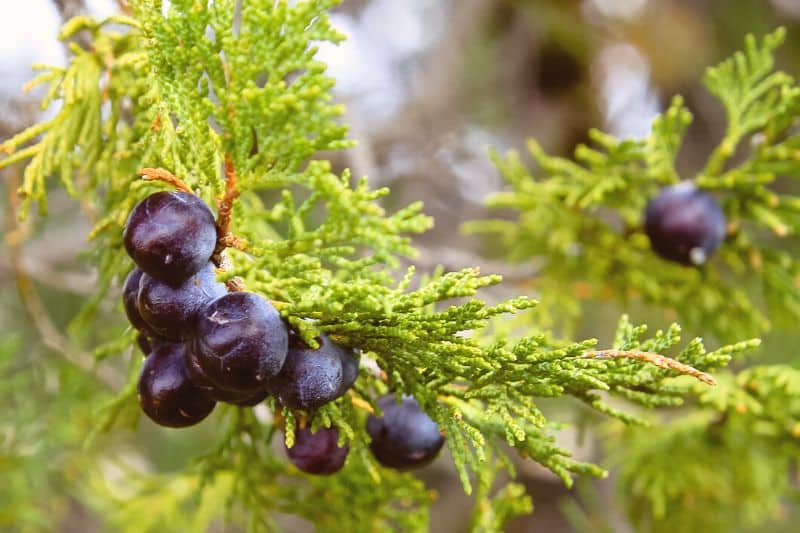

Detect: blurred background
[2,0,800,531]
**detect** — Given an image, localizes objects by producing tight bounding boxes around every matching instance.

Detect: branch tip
[584,349,716,386]
[138,167,192,193]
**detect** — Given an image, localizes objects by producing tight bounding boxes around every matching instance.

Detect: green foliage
[136,0,351,188]
[469,28,800,531]
[0,336,110,530]
[559,480,617,533]
[467,28,800,341]
[0,2,775,532]
[469,457,532,533]
[87,407,434,533]
[613,365,800,532]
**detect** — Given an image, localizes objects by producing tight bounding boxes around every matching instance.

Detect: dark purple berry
[138,342,216,428]
[138,263,227,341]
[268,333,360,411]
[367,395,444,471]
[184,348,271,406]
[201,383,270,406]
[193,292,288,393]
[644,182,727,266]
[286,426,349,475]
[123,191,217,284]
[340,347,361,394]
[123,268,156,336]
[225,388,271,407]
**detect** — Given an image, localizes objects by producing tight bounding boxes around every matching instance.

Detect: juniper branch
[0,3,770,531]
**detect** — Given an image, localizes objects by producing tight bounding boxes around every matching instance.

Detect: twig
[213,155,242,260]
[150,113,162,132]
[273,409,285,431]
[224,276,247,292]
[211,155,248,287]
[138,167,193,193]
[219,233,248,251]
[584,349,716,386]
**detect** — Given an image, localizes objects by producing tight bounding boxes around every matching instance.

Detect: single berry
[268,333,360,411]
[367,395,445,471]
[644,182,727,266]
[193,292,288,393]
[286,426,349,475]
[340,347,361,394]
[185,348,271,406]
[123,191,217,284]
[138,263,227,341]
[123,268,156,336]
[138,342,216,428]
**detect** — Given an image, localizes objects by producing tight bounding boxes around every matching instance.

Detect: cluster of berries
[289,396,446,474]
[122,190,444,474]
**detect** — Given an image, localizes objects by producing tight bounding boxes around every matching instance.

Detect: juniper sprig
[467,27,800,531]
[0,2,769,531]
[467,28,800,341]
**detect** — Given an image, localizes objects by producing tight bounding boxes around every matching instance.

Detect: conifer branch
[468,27,799,531]
[0,3,780,531]
[469,29,800,340]
[224,276,247,292]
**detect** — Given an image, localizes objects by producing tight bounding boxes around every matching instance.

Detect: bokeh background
[2,0,800,531]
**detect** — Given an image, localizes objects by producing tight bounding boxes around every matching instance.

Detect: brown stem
[273,409,285,431]
[138,167,192,193]
[224,276,247,292]
[212,155,245,268]
[215,157,240,237]
[584,349,716,386]
[219,233,247,251]
[150,113,162,132]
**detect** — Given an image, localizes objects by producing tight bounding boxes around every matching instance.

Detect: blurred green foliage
[472,26,800,532]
